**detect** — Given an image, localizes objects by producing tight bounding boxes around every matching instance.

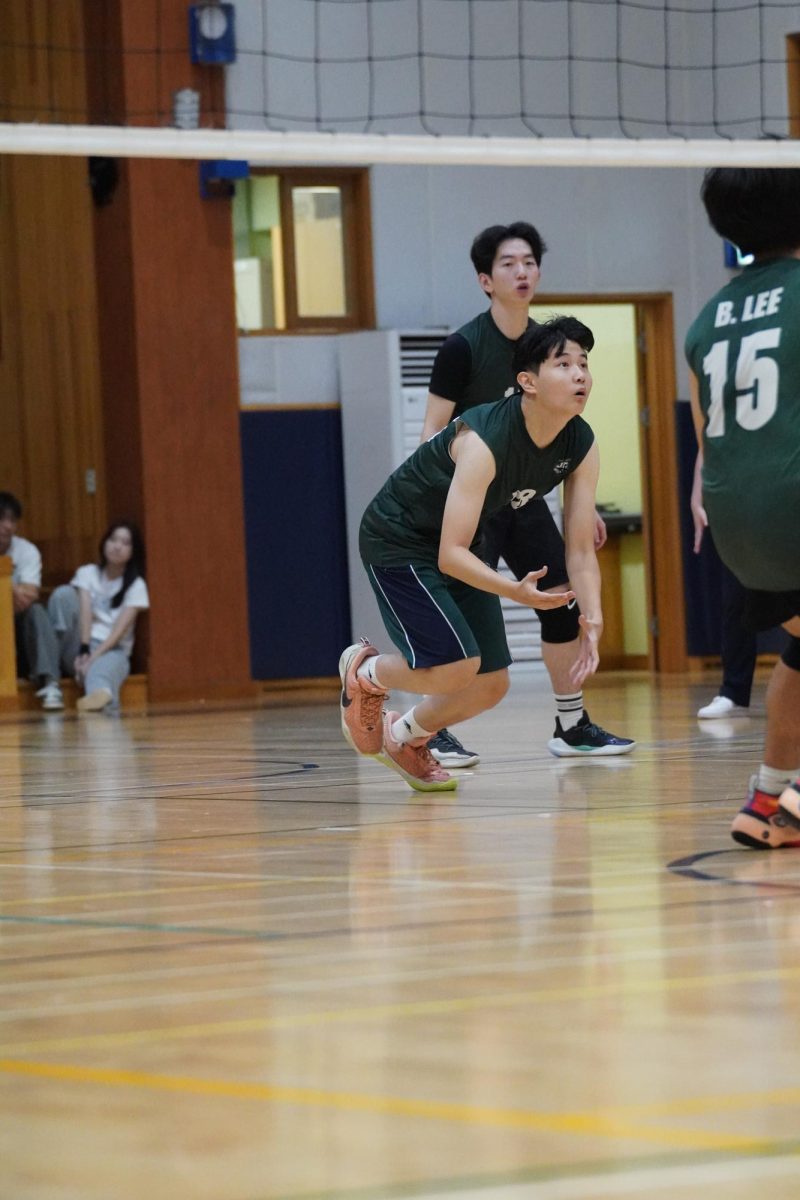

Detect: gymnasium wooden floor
[1,668,799,1200]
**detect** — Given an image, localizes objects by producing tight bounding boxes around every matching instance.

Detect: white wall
[368,162,724,395]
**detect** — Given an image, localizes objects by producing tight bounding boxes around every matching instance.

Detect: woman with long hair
[47,521,149,713]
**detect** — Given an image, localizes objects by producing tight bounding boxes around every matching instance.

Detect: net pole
[2,124,800,168]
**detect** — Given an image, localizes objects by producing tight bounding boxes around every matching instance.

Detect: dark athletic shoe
[547,710,635,758]
[428,728,480,768]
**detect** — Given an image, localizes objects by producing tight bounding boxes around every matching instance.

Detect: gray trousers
[48,585,132,707]
[15,603,61,684]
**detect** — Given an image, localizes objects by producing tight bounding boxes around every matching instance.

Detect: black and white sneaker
[547,711,635,758]
[428,728,480,768]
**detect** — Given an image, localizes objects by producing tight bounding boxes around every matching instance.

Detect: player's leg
[730,597,800,848]
[698,564,756,718]
[501,499,635,757]
[341,562,502,791]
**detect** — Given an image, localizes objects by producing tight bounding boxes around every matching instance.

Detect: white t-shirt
[10,535,42,587]
[71,564,150,656]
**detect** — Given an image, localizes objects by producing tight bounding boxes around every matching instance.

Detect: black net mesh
[1,1,800,145]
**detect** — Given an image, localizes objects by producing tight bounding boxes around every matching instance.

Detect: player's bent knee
[781,636,800,673]
[423,657,480,693]
[539,601,580,645]
[478,668,510,708]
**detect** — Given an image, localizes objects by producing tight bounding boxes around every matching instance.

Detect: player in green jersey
[421,222,634,765]
[339,316,607,792]
[685,167,800,848]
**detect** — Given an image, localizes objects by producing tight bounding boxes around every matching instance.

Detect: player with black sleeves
[420,222,634,766]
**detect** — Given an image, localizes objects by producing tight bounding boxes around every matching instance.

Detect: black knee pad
[539,600,580,644]
[782,637,800,673]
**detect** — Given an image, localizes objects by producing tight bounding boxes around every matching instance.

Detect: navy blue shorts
[364,560,511,675]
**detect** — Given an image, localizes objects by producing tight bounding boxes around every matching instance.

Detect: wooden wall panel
[0,2,107,585]
[85,1,251,699]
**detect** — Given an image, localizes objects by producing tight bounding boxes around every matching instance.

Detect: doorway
[532,294,685,673]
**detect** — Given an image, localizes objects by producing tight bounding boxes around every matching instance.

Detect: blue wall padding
[676,401,788,657]
[240,408,352,679]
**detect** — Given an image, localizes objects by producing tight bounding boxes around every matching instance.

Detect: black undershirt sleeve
[428,333,472,402]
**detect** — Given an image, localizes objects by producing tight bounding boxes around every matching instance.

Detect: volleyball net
[3,0,800,167]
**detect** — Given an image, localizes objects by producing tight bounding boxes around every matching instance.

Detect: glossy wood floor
[1,669,799,1200]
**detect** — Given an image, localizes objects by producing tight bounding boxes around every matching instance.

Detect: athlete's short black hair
[513,316,594,376]
[470,221,547,275]
[701,168,800,256]
[0,492,22,521]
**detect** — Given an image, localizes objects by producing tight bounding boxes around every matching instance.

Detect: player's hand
[569,614,601,685]
[691,498,708,554]
[515,567,576,610]
[593,512,608,551]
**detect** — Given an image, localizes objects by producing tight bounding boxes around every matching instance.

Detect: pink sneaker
[731,777,800,849]
[376,711,457,792]
[339,639,387,755]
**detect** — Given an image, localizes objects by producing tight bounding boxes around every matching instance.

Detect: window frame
[238,166,375,335]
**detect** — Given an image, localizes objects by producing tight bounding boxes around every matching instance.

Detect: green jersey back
[685,258,800,590]
[452,310,532,415]
[359,395,594,568]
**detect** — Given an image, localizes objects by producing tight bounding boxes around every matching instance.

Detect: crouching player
[339,316,607,791]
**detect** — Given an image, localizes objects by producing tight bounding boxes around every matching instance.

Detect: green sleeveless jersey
[359,395,594,567]
[452,310,533,415]
[685,258,800,590]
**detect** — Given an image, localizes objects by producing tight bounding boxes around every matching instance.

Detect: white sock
[555,692,584,731]
[391,708,435,746]
[356,654,384,690]
[757,764,795,796]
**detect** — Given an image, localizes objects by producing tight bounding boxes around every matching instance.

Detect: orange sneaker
[376,711,457,792]
[339,639,387,755]
[731,777,800,849]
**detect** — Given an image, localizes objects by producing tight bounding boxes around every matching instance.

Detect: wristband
[79,643,91,656]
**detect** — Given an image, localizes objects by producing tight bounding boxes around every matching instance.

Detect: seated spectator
[48,521,149,714]
[0,491,63,710]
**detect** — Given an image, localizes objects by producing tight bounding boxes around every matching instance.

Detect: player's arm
[420,333,470,444]
[688,371,708,555]
[562,441,603,684]
[420,393,456,443]
[439,432,574,609]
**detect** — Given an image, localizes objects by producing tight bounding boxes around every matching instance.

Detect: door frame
[536,292,686,673]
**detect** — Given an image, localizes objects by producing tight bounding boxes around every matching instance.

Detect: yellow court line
[604,1087,800,1121]
[0,1058,772,1154]
[4,962,800,1058]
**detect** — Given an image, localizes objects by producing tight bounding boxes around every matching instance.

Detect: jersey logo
[510,488,537,509]
[553,459,571,475]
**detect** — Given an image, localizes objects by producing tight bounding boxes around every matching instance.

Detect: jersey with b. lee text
[685,257,800,591]
[429,310,534,415]
[359,394,594,568]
